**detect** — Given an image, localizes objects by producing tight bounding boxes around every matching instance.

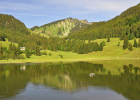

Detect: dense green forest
[68,3,140,40]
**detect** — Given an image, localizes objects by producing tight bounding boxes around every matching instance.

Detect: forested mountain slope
[0,14,48,50]
[31,17,90,37]
[68,3,140,40]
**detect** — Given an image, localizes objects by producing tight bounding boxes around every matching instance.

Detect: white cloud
[0,1,40,11]
[40,0,140,12]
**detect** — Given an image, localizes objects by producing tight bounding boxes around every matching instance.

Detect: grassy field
[0,40,18,48]
[0,38,140,63]
[89,38,140,59]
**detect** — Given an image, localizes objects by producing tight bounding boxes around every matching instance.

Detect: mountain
[31,17,91,37]
[0,14,30,41]
[68,3,140,40]
[0,14,48,50]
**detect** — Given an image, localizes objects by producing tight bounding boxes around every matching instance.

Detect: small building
[20,47,26,51]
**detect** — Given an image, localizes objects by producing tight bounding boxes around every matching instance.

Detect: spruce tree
[107,37,110,42]
[8,43,12,53]
[35,45,41,56]
[99,42,103,51]
[128,43,133,51]
[133,39,138,48]
[0,45,3,59]
[138,38,140,47]
[26,48,31,58]
[117,42,120,46]
[0,45,3,55]
[123,36,128,50]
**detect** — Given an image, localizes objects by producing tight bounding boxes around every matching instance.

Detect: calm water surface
[0,62,140,100]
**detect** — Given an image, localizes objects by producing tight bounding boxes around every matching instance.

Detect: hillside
[0,14,30,40]
[0,14,49,50]
[68,3,140,40]
[31,17,90,37]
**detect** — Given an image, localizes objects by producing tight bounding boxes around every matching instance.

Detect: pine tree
[99,42,103,51]
[0,45,3,57]
[133,39,138,48]
[26,48,31,58]
[107,37,110,42]
[123,36,128,50]
[8,43,12,53]
[128,43,133,51]
[35,45,41,56]
[138,38,140,47]
[12,44,17,56]
[117,42,120,46]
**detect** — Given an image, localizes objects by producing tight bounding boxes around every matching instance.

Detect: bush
[117,42,120,46]
[59,54,63,58]
[107,37,110,42]
[128,43,133,51]
[133,39,138,48]
[101,41,106,46]
[41,51,47,55]
[49,53,52,56]
[123,36,128,50]
[19,55,25,59]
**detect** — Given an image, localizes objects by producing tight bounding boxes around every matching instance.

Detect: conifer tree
[12,44,17,56]
[107,37,110,42]
[133,39,138,48]
[123,36,128,50]
[8,43,12,53]
[99,42,103,51]
[35,45,41,56]
[26,48,31,58]
[0,45,3,59]
[0,45,3,55]
[128,43,133,51]
[118,42,120,46]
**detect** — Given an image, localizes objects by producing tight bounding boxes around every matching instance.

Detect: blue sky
[0,0,140,28]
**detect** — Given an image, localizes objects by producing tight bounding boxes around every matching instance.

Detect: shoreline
[0,57,139,64]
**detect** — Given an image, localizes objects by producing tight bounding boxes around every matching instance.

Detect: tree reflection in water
[0,62,140,100]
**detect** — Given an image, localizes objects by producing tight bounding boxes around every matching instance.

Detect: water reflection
[0,62,140,100]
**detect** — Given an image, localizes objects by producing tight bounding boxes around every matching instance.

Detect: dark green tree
[26,48,31,58]
[99,42,103,51]
[117,42,120,46]
[35,45,41,56]
[133,39,138,48]
[123,36,129,50]
[128,43,133,51]
[12,44,17,56]
[107,37,110,42]
[8,43,12,53]
[0,45,3,59]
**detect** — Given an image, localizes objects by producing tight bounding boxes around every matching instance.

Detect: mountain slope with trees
[68,3,140,40]
[31,17,90,37]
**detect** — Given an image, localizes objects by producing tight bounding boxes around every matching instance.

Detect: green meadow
[0,38,140,63]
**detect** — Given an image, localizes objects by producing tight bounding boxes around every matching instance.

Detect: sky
[0,0,140,28]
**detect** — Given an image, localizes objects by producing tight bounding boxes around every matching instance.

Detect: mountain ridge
[68,3,140,40]
[31,17,91,37]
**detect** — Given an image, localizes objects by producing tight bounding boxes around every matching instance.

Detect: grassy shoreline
[0,57,139,64]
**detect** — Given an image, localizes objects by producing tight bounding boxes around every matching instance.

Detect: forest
[68,3,140,40]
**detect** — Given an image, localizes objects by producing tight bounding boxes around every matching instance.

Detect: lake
[0,61,140,100]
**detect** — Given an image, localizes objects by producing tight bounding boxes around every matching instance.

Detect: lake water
[0,61,140,100]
